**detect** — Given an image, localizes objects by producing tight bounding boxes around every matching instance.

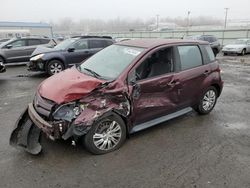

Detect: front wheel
[0,56,5,64]
[195,86,218,115]
[47,60,64,76]
[83,113,126,154]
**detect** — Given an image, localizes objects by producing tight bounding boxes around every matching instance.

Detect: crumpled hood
[31,46,61,57]
[38,67,105,104]
[224,44,245,49]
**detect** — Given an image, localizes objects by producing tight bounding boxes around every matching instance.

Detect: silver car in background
[0,37,56,64]
[222,39,250,56]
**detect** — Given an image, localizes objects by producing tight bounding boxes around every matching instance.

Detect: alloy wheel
[49,62,63,74]
[93,120,122,151]
[202,90,216,111]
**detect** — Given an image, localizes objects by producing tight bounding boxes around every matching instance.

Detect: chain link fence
[90,28,250,45]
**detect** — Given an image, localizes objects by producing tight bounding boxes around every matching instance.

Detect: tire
[83,113,126,155]
[213,48,218,56]
[223,53,227,56]
[47,60,64,76]
[195,86,218,115]
[241,49,246,56]
[0,56,5,64]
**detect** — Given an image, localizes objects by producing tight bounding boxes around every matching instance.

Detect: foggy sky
[1,0,250,22]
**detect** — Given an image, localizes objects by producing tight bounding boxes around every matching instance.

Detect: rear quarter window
[205,45,215,62]
[200,45,215,63]
[105,40,114,46]
[177,45,203,70]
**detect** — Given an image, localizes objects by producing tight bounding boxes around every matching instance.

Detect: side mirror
[67,47,75,52]
[6,44,12,49]
[128,70,137,86]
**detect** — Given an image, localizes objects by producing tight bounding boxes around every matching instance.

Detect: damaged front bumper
[10,103,90,155]
[9,108,42,155]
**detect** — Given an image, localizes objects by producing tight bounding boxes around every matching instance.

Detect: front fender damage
[63,92,131,140]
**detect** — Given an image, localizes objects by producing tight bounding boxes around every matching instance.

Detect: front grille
[33,93,55,118]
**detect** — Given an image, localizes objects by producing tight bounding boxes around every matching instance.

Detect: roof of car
[117,39,208,49]
[12,37,51,41]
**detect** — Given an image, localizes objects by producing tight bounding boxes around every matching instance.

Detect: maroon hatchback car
[10,39,223,154]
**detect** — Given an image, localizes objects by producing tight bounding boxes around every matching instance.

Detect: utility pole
[187,11,191,34]
[224,8,229,28]
[156,14,159,31]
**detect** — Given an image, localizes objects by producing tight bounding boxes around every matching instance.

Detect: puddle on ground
[222,122,249,130]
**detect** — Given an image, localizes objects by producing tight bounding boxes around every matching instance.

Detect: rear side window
[106,40,114,46]
[89,40,105,48]
[178,45,203,70]
[28,39,41,46]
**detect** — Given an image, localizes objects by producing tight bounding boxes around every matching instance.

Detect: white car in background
[222,39,250,56]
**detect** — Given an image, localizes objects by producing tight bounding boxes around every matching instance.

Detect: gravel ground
[0,54,250,188]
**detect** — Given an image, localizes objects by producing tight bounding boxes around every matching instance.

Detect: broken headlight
[53,103,87,122]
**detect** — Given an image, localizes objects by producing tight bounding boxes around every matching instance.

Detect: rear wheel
[83,113,126,154]
[195,86,218,115]
[47,60,64,76]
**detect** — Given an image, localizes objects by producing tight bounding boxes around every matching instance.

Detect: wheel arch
[45,58,65,72]
[0,55,6,63]
[97,110,130,137]
[211,83,222,97]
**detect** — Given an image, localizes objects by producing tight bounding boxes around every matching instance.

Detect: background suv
[0,37,55,64]
[184,35,221,56]
[28,36,115,75]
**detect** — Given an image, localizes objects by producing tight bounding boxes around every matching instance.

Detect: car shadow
[31,111,199,157]
[16,72,48,78]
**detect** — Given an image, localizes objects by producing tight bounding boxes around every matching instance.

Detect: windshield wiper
[83,68,101,78]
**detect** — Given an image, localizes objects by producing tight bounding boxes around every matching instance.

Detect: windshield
[234,39,247,45]
[54,38,78,50]
[79,45,144,80]
[0,38,14,48]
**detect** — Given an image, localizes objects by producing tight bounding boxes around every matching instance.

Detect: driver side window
[135,47,174,81]
[7,40,26,48]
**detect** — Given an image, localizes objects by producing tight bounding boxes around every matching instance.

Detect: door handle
[167,80,179,87]
[203,70,210,76]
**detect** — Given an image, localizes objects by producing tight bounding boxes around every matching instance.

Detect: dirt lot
[0,54,250,188]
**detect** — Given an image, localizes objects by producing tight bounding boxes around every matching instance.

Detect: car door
[65,39,90,65]
[2,39,28,63]
[129,46,181,125]
[174,45,211,108]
